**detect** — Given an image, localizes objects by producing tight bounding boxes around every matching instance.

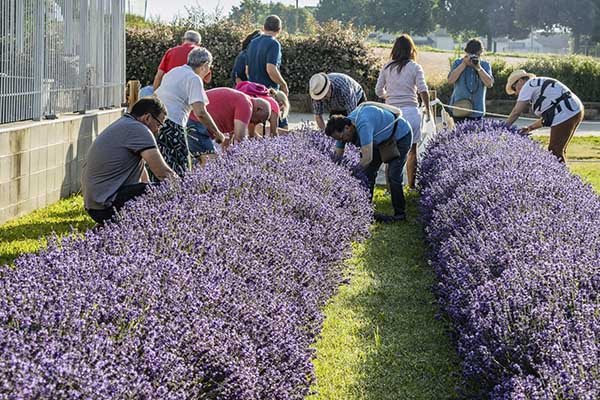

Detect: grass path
[309,190,461,399]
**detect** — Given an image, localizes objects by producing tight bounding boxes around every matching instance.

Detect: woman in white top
[506,69,584,163]
[154,47,226,178]
[375,34,430,190]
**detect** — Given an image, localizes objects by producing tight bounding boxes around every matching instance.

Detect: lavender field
[420,120,600,398]
[0,130,372,398]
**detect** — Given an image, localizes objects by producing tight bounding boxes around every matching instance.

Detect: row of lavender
[0,129,371,399]
[419,120,600,399]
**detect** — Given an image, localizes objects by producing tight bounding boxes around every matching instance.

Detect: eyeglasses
[150,114,165,129]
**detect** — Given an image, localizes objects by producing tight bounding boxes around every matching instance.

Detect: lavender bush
[419,120,600,399]
[0,128,372,399]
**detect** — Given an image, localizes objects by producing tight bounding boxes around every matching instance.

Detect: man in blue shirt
[325,104,412,222]
[246,15,289,96]
[447,39,494,123]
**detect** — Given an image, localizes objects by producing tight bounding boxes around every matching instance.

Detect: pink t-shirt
[189,88,253,134]
[235,81,280,117]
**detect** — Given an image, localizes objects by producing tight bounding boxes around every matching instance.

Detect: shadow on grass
[349,190,460,399]
[310,189,461,400]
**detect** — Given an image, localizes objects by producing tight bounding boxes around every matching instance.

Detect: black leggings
[87,183,150,224]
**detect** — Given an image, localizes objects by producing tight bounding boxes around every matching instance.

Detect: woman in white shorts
[375,34,430,189]
[506,69,584,163]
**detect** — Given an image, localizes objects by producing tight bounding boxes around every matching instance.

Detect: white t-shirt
[517,77,582,126]
[155,65,208,127]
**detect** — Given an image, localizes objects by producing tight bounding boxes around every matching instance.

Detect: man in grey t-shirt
[82,97,176,224]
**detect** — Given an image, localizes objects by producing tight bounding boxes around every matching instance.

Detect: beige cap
[309,73,331,100]
[506,69,536,95]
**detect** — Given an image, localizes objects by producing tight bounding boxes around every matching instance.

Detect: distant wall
[0,109,124,224]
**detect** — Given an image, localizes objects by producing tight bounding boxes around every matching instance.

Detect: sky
[139,0,319,22]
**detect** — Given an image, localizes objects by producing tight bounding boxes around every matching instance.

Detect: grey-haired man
[152,30,210,90]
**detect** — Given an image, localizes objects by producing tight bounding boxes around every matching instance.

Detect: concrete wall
[0,109,124,224]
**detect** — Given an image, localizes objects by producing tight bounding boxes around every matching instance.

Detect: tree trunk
[573,32,581,54]
[487,34,493,52]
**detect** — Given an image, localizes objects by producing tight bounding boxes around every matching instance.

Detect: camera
[469,54,480,66]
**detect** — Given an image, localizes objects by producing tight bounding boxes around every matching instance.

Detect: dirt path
[372,48,524,81]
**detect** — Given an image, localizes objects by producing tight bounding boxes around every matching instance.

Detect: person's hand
[423,107,431,122]
[281,83,289,96]
[214,131,228,145]
[519,126,534,136]
[462,54,471,67]
[220,135,232,151]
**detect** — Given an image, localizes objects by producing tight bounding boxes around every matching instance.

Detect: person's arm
[520,118,543,135]
[141,148,176,181]
[476,65,494,88]
[375,67,387,99]
[152,69,165,90]
[419,91,431,120]
[233,119,248,143]
[335,147,345,157]
[315,114,326,130]
[140,166,149,183]
[506,100,530,126]
[448,57,467,84]
[266,64,288,95]
[359,143,373,167]
[268,113,279,137]
[191,102,226,144]
[235,77,243,85]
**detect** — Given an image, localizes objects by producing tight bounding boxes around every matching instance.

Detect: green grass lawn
[0,195,94,266]
[533,135,600,191]
[309,189,461,399]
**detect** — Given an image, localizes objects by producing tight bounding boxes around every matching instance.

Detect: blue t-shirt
[336,105,412,149]
[246,35,282,89]
[448,59,493,118]
[231,50,248,84]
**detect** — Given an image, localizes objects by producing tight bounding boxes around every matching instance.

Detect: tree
[315,0,371,26]
[436,0,529,50]
[229,0,318,34]
[371,0,435,35]
[515,0,599,53]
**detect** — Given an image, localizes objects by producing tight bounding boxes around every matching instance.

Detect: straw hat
[309,73,331,100]
[506,69,536,95]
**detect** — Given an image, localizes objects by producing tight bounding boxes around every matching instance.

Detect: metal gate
[0,0,125,124]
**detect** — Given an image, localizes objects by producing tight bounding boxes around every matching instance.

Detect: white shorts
[400,106,421,144]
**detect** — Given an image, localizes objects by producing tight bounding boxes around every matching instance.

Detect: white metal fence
[0,0,125,125]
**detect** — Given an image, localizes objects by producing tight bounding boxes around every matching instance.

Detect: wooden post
[126,80,140,112]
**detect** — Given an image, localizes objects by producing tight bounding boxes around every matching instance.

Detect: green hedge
[126,21,381,97]
[431,56,600,103]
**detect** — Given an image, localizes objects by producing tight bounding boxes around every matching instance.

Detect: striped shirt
[312,73,365,115]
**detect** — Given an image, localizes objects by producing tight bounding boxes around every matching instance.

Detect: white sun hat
[309,73,331,101]
[506,69,536,95]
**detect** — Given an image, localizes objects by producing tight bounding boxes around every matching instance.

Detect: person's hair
[268,88,290,119]
[385,34,417,73]
[325,115,352,137]
[252,97,272,119]
[130,97,167,118]
[241,30,261,51]
[187,47,213,69]
[264,15,282,32]
[182,30,201,44]
[465,38,484,54]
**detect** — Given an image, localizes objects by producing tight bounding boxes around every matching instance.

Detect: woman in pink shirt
[236,81,290,136]
[375,34,430,190]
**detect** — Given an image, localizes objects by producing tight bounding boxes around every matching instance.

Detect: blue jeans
[186,119,215,156]
[364,132,412,216]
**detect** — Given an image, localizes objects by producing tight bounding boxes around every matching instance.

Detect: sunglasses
[150,114,165,129]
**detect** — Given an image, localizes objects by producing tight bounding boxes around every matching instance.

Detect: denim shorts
[186,120,215,156]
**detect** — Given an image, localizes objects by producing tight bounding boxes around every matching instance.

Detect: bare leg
[406,143,417,189]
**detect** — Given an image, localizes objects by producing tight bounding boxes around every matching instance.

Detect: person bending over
[82,97,176,224]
